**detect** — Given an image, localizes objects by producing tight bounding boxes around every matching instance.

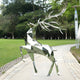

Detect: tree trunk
[70,32,71,39]
[12,33,14,39]
[31,0,35,11]
[65,30,67,39]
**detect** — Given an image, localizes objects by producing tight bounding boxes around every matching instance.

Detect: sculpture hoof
[57,72,60,76]
[35,69,37,73]
[34,73,37,75]
[47,74,50,77]
[22,59,26,62]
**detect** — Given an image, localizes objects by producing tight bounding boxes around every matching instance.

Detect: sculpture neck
[32,27,36,40]
[27,27,36,40]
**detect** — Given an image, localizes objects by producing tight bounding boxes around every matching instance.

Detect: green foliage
[0,30,4,38]
[51,0,61,10]
[0,14,19,39]
[18,10,45,23]
[15,22,29,38]
[63,0,79,5]
[1,1,42,39]
[1,0,80,39]
[3,2,41,15]
[49,0,80,39]
[16,10,45,38]
[0,15,11,32]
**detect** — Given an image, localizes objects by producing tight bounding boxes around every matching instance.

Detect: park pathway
[0,44,80,80]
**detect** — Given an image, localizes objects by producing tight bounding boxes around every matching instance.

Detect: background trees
[0,0,80,39]
[49,0,80,39]
[0,0,42,39]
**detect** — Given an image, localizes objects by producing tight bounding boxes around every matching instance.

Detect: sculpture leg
[55,62,59,75]
[47,62,54,76]
[20,47,23,59]
[29,53,37,73]
[33,61,37,73]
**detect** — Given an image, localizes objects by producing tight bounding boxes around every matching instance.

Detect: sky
[0,0,2,5]
[0,0,3,14]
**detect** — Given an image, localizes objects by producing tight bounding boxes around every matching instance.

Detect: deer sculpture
[20,8,66,76]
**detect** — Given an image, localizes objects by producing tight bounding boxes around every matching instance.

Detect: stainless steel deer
[20,8,66,76]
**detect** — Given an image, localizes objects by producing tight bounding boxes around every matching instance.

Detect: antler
[28,8,66,33]
[38,8,66,33]
[27,22,38,28]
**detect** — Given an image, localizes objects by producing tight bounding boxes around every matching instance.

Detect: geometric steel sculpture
[20,27,59,76]
[20,8,66,76]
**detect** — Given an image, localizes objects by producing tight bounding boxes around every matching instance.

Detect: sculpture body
[20,8,66,76]
[20,27,59,76]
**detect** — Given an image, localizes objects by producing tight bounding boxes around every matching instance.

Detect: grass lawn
[0,39,26,67]
[70,46,80,63]
[38,39,75,46]
[0,39,75,67]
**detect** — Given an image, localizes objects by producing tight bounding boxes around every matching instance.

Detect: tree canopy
[0,0,80,39]
[1,1,42,39]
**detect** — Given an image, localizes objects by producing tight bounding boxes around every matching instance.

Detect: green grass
[38,39,75,46]
[0,39,26,67]
[0,39,75,67]
[70,46,80,63]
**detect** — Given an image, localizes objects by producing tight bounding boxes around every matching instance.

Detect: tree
[3,0,8,4]
[36,0,50,12]
[1,0,42,39]
[16,10,45,39]
[0,15,12,38]
[49,0,80,39]
[31,0,35,11]
[3,0,25,4]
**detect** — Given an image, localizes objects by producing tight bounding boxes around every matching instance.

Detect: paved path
[0,44,80,80]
